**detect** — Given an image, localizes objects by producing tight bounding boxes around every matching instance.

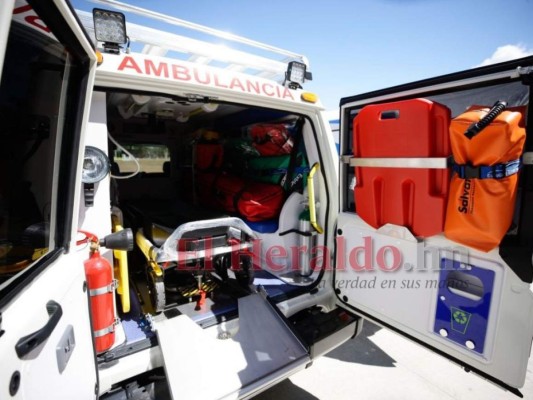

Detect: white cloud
[477,44,533,67]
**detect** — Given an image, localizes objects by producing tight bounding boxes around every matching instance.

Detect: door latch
[56,325,76,373]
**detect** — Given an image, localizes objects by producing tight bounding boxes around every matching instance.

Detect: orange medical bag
[444,102,526,251]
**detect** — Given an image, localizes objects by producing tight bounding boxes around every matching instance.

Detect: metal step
[155,293,309,399]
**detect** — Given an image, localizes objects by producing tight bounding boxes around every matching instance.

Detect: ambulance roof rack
[76,0,311,83]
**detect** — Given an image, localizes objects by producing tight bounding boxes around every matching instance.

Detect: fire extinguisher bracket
[89,279,118,297]
[93,318,120,338]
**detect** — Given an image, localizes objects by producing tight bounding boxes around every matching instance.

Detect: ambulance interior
[91,89,352,372]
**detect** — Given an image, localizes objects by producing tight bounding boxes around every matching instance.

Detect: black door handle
[15,300,62,358]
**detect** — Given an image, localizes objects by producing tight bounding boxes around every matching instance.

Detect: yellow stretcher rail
[135,230,163,277]
[307,162,324,234]
[111,213,130,312]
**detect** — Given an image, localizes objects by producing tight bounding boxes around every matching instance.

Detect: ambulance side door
[0,1,98,398]
[335,59,533,394]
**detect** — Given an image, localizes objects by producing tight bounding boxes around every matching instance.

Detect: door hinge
[518,66,533,85]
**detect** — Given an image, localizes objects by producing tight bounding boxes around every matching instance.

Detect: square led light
[287,61,306,86]
[93,8,127,45]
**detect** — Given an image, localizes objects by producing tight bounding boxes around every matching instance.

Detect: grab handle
[308,163,324,234]
[15,300,62,358]
[464,100,507,139]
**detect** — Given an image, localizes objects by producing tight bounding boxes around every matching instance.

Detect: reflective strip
[93,319,118,338]
[347,157,449,169]
[89,279,117,297]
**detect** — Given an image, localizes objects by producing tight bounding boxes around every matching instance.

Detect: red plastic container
[353,98,451,237]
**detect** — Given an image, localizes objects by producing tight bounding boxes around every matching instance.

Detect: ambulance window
[0,10,90,294]
[111,144,171,176]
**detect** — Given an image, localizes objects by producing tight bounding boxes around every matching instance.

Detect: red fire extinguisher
[81,231,117,354]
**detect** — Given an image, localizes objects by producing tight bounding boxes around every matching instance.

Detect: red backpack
[249,124,293,156]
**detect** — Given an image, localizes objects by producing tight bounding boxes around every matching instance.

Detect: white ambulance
[0,0,531,399]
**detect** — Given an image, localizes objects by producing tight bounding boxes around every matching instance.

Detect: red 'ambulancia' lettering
[281,87,295,100]
[13,5,51,33]
[145,60,169,78]
[262,83,275,97]
[13,5,32,14]
[229,78,245,92]
[115,55,295,101]
[213,75,228,89]
[25,16,50,33]
[172,65,191,81]
[193,69,211,85]
[118,56,142,74]
[246,80,261,95]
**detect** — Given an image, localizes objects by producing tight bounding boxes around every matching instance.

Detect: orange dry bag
[444,101,526,251]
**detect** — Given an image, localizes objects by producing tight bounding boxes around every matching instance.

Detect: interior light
[201,103,219,113]
[93,8,128,54]
[187,103,219,119]
[82,146,110,184]
[285,61,313,89]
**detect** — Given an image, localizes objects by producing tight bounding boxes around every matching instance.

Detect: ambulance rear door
[0,1,98,398]
[335,57,533,395]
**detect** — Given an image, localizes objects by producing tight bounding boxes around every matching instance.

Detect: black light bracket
[84,183,95,207]
[102,42,121,54]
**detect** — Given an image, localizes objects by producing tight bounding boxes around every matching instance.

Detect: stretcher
[133,209,257,313]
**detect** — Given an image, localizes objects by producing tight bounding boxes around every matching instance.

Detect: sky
[72,0,533,111]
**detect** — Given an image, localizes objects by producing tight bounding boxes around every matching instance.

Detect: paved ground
[256,321,533,400]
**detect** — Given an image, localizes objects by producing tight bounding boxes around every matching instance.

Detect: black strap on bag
[452,159,522,179]
[282,117,305,194]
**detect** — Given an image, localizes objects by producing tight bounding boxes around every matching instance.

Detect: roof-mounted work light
[284,61,313,89]
[93,8,128,54]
